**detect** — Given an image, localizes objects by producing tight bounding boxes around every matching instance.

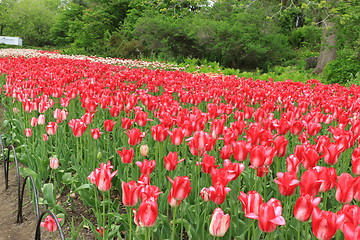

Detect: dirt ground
[0,162,53,240]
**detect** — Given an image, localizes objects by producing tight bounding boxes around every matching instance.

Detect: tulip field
[0,49,359,240]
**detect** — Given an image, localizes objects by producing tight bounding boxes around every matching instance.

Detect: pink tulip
[209,208,230,237]
[49,157,59,170]
[40,215,62,232]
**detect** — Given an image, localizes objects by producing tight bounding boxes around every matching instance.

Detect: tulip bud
[12,107,19,113]
[42,134,49,141]
[24,128,32,137]
[97,151,102,159]
[140,145,149,157]
[50,157,59,170]
[30,117,38,127]
[38,114,46,125]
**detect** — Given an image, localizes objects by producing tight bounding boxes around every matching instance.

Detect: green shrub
[289,25,321,49]
[324,58,360,85]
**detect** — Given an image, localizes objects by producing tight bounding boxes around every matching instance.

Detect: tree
[5,0,62,46]
[313,0,337,74]
[0,0,15,36]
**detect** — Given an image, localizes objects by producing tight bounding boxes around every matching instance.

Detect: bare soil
[0,163,53,240]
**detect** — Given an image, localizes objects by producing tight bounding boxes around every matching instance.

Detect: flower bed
[0,53,359,239]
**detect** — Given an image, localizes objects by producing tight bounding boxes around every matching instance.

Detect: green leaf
[42,183,55,207]
[19,167,37,180]
[71,183,93,193]
[62,172,73,182]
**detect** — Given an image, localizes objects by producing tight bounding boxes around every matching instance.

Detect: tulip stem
[102,191,106,240]
[263,173,267,200]
[171,206,178,240]
[128,207,133,240]
[145,227,150,240]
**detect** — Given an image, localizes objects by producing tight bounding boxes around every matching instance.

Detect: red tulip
[187,131,214,155]
[352,148,360,175]
[135,111,150,126]
[81,112,94,125]
[210,119,225,138]
[104,119,116,132]
[136,159,156,175]
[238,190,263,217]
[245,124,265,145]
[305,121,322,136]
[30,117,38,127]
[209,208,230,237]
[343,223,360,240]
[109,106,122,117]
[168,190,182,207]
[322,142,342,165]
[42,134,49,141]
[223,159,245,181]
[167,176,191,201]
[164,152,184,171]
[24,128,32,137]
[211,168,233,187]
[253,165,271,177]
[121,117,133,129]
[46,122,58,135]
[87,161,118,192]
[337,204,360,232]
[151,124,168,142]
[273,135,288,157]
[90,128,103,140]
[134,200,158,227]
[312,166,337,193]
[232,140,250,162]
[314,135,331,153]
[290,120,303,135]
[285,154,301,173]
[274,117,290,135]
[137,174,151,187]
[293,194,321,222]
[138,185,162,202]
[169,127,185,146]
[206,184,231,205]
[274,171,300,196]
[68,119,87,137]
[196,153,219,174]
[354,177,360,202]
[247,198,286,233]
[122,180,140,207]
[335,173,356,204]
[300,169,322,197]
[126,128,145,145]
[117,147,134,164]
[301,147,321,169]
[40,215,62,232]
[312,206,344,240]
[219,145,233,160]
[249,145,275,168]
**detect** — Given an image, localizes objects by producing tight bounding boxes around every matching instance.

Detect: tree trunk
[313,18,337,74]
